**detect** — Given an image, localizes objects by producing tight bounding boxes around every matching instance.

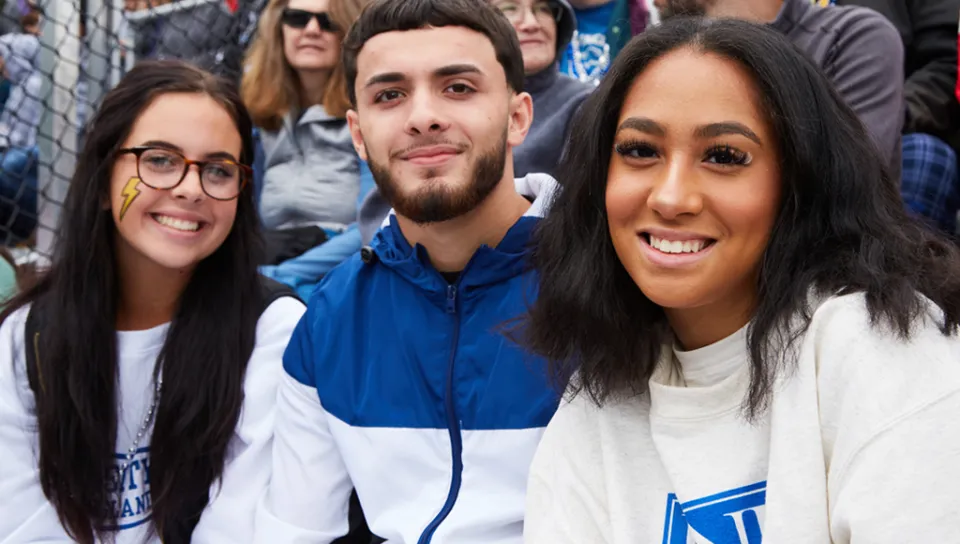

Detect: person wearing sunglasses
[242,0,375,300]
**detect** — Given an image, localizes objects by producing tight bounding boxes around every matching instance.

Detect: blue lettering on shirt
[662,481,766,544]
[103,447,153,531]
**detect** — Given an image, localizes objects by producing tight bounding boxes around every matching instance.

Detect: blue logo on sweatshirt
[104,448,153,530]
[662,481,766,544]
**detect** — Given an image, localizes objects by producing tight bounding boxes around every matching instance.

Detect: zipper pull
[446,284,457,314]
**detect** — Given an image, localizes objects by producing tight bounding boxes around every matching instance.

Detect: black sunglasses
[281,8,339,32]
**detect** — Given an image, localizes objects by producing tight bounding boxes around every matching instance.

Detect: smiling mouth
[152,213,203,233]
[642,233,716,254]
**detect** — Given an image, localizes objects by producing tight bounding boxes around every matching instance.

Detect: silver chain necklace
[116,376,163,486]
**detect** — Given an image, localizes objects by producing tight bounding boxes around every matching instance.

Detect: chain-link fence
[0,0,263,268]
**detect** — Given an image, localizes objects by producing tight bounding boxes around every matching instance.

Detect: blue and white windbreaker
[254,175,562,544]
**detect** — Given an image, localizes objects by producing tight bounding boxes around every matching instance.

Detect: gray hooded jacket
[0,33,42,149]
[259,106,361,232]
[357,0,592,244]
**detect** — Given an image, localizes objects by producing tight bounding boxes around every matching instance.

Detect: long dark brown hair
[520,18,960,417]
[0,60,265,542]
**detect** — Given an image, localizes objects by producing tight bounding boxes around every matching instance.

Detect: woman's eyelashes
[704,144,752,167]
[614,139,659,160]
[613,139,752,167]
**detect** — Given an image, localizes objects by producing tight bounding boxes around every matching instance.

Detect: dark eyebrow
[616,119,763,146]
[695,122,762,145]
[363,64,484,90]
[433,63,483,79]
[364,72,406,89]
[204,151,241,162]
[139,139,181,152]
[616,117,665,137]
[138,140,239,162]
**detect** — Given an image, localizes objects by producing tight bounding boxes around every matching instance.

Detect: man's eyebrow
[364,72,407,89]
[363,64,485,90]
[433,64,483,78]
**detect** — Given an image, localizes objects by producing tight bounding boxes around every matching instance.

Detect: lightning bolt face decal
[119,177,142,222]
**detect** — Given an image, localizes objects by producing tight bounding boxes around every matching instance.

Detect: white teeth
[154,214,200,232]
[649,235,709,254]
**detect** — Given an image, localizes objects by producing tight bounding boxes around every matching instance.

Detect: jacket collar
[368,174,558,299]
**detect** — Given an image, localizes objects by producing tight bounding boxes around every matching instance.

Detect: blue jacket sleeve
[281,301,318,387]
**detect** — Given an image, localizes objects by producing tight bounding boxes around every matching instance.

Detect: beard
[368,132,508,225]
[658,0,711,18]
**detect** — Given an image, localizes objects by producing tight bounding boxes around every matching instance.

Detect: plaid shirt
[901,133,959,232]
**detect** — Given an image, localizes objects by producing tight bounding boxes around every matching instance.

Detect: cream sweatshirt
[525,293,960,543]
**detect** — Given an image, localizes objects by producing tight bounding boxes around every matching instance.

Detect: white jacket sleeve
[252,300,354,543]
[192,297,306,543]
[0,307,74,543]
[524,396,610,544]
[812,297,960,541]
[829,391,960,542]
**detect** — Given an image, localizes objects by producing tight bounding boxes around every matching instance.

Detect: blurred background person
[491,0,593,176]
[242,0,373,299]
[839,0,960,234]
[0,10,41,246]
[559,0,650,85]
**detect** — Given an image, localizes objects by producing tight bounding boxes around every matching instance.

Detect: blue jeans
[260,225,362,300]
[254,146,376,300]
[0,146,38,244]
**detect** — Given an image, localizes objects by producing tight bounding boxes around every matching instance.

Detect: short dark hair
[520,17,960,418]
[342,0,525,105]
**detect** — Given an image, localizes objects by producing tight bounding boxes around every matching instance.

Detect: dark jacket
[838,0,960,141]
[773,0,905,179]
[517,0,593,177]
[130,1,244,82]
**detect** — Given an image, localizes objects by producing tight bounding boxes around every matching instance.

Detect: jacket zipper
[417,283,463,544]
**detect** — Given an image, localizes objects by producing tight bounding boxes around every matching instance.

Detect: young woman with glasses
[241,0,375,300]
[0,60,305,544]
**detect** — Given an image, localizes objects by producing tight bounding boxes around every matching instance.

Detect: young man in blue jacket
[253,0,561,542]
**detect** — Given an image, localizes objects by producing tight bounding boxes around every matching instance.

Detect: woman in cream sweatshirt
[520,17,960,543]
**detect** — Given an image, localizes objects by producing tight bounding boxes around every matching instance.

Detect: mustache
[390,138,469,160]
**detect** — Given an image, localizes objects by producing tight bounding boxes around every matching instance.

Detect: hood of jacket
[371,173,558,302]
[552,0,577,56]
